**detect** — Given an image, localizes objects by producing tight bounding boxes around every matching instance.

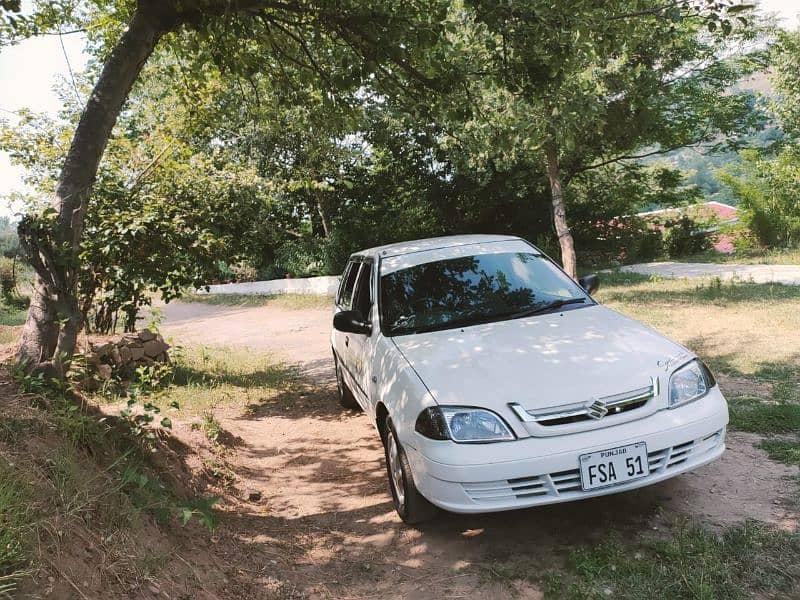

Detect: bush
[718,147,800,248]
[273,238,328,277]
[577,218,663,267]
[272,233,357,277]
[663,216,712,258]
[0,257,17,302]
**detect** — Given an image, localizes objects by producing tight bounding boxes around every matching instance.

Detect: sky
[1,0,799,219]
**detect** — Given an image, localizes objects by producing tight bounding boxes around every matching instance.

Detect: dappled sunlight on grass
[596,274,800,376]
[157,345,300,415]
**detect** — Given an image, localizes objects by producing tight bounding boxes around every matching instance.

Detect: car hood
[391,305,688,412]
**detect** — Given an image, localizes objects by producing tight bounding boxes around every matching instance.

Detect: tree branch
[573,142,710,174]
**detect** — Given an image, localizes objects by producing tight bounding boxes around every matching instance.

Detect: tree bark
[316,192,332,237]
[545,143,578,279]
[17,4,172,374]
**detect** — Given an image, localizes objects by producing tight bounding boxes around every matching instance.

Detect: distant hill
[640,70,781,208]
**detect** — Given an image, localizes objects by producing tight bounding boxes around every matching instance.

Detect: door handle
[345,335,349,347]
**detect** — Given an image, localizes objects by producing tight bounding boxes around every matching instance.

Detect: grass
[561,521,800,599]
[160,345,298,415]
[87,344,297,417]
[0,458,33,594]
[759,439,800,466]
[0,361,229,593]
[595,273,800,376]
[0,297,27,346]
[0,305,25,327]
[481,521,800,599]
[180,292,332,310]
[673,247,800,265]
[728,397,800,435]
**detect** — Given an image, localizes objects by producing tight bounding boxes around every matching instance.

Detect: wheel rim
[386,429,405,509]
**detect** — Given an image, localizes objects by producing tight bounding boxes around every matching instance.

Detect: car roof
[351,234,523,260]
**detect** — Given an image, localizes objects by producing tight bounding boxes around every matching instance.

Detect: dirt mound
[0,365,247,599]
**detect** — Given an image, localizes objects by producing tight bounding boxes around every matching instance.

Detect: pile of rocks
[85,329,170,381]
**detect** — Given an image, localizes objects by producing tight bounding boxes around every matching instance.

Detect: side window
[337,261,359,309]
[352,263,373,320]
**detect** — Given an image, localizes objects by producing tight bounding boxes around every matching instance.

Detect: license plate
[579,442,649,491]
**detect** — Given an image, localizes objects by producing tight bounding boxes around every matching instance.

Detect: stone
[138,329,157,342]
[92,342,113,357]
[143,339,169,358]
[110,346,122,365]
[96,364,112,380]
[129,346,145,361]
[247,490,262,502]
[118,346,132,363]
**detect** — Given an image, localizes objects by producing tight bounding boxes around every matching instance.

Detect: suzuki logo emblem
[587,399,608,420]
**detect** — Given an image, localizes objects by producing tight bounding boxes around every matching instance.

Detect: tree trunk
[545,143,578,279]
[17,4,172,374]
[316,192,332,237]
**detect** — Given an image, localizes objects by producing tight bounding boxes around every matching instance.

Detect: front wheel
[382,416,437,525]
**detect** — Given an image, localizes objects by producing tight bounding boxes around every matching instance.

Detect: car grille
[461,429,724,505]
[510,378,657,427]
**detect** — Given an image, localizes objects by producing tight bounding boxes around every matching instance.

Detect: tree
[717,30,800,247]
[431,0,763,276]
[12,0,446,375]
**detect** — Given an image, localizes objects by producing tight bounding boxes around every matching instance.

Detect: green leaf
[179,508,194,525]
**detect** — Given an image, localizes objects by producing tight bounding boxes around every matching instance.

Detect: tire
[382,416,437,525]
[333,352,360,410]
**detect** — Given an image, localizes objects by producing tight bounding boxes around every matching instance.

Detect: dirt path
[160,300,799,599]
[620,261,800,285]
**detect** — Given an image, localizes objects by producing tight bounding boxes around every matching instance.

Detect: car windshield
[380,251,590,336]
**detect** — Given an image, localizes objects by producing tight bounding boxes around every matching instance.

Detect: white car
[331,234,728,524]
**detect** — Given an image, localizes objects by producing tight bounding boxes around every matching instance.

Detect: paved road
[620,261,800,285]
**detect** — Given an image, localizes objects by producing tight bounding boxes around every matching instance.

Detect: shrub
[577,218,663,267]
[273,235,353,277]
[718,147,800,248]
[663,215,712,258]
[273,238,328,277]
[0,257,15,301]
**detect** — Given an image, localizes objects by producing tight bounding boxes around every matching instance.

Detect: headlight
[415,406,516,443]
[668,359,716,408]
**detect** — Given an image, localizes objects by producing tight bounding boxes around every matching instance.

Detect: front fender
[372,336,437,448]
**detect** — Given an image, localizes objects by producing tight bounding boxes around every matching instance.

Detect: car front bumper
[404,387,729,513]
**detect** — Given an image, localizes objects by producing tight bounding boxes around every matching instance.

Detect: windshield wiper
[507,297,587,319]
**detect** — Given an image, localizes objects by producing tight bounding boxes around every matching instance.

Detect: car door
[333,259,360,382]
[345,260,377,414]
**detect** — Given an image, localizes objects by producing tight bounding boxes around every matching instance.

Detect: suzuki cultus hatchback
[331,235,728,523]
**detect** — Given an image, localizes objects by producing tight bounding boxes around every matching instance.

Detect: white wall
[201,275,341,297]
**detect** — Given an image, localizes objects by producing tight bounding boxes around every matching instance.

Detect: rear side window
[337,260,360,309]
[352,263,373,320]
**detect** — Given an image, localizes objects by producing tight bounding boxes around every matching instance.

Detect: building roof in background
[637,201,738,223]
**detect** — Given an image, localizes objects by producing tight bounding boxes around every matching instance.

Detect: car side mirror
[579,273,600,296]
[333,310,372,335]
